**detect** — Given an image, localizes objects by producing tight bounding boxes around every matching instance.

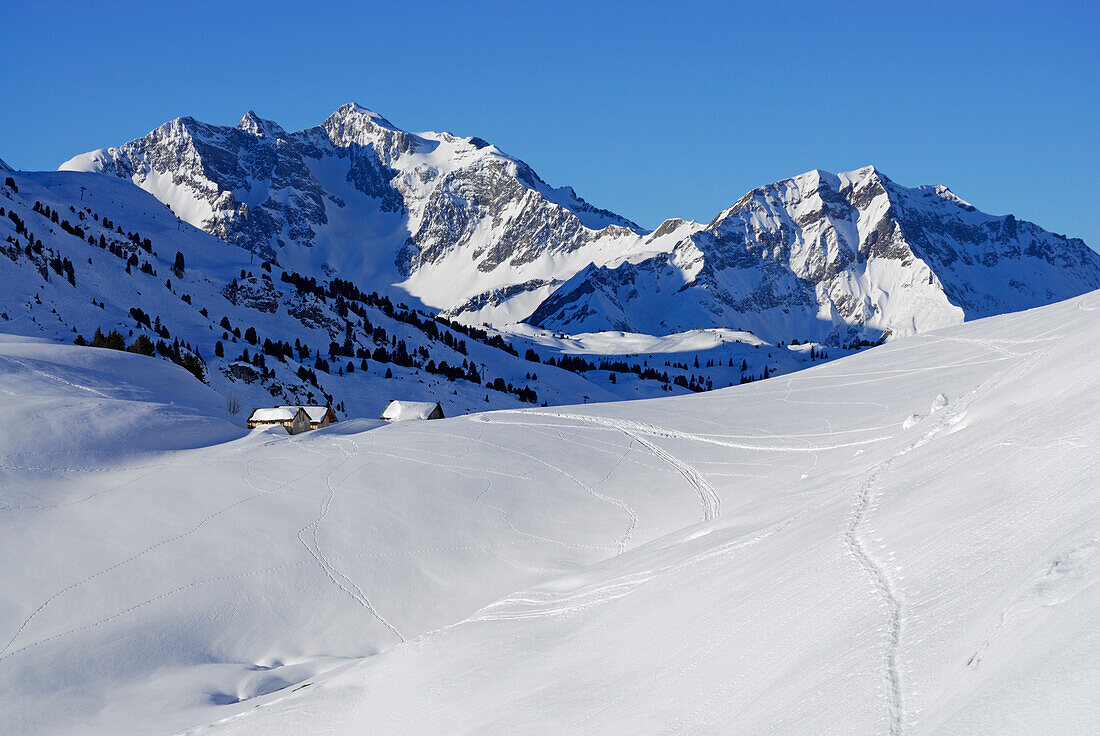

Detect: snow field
[193,291,1100,735]
[2,290,1099,734]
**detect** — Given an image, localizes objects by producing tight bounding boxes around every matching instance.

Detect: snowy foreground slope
[3,292,1100,734]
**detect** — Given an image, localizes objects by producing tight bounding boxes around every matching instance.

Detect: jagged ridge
[59,110,1100,342]
[59,104,657,324]
[529,167,1100,343]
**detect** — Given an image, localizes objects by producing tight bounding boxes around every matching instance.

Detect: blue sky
[3,1,1097,247]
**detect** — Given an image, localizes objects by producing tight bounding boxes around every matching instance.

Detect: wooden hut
[380,400,445,422]
[278,405,337,430]
[247,406,312,435]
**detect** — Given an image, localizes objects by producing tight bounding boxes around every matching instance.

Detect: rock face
[529,167,1100,343]
[62,109,1100,342]
[62,113,325,259]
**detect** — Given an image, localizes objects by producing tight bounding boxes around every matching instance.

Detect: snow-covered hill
[0,170,846,418]
[3,290,1098,735]
[0,333,241,475]
[59,108,1100,342]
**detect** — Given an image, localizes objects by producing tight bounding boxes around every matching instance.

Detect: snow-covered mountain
[0,104,1090,421]
[60,107,1100,343]
[3,289,1098,735]
[2,169,823,421]
[60,104,696,325]
[529,166,1100,343]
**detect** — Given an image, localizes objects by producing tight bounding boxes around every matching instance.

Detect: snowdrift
[3,290,1100,734]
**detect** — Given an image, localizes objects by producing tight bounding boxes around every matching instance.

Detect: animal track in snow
[1032,539,1099,607]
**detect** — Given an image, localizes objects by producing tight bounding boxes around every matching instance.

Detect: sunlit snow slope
[3,290,1100,735]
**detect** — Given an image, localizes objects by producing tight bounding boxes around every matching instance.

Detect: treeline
[276,268,537,403]
[524,338,836,392]
[75,328,205,381]
[4,207,77,285]
[6,196,162,288]
[281,269,526,358]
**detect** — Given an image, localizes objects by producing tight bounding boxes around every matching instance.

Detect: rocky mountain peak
[236,111,287,140]
[528,165,1100,343]
[330,102,400,130]
[320,103,416,162]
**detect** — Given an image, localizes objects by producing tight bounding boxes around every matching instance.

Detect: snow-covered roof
[249,407,297,422]
[380,400,443,422]
[278,405,331,422]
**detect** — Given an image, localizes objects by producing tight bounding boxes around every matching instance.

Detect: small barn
[247,406,311,435]
[380,400,445,422]
[279,405,337,430]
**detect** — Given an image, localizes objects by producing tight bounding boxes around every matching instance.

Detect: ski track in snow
[475,411,886,454]
[837,327,1068,735]
[436,507,811,645]
[843,460,905,735]
[0,354,111,399]
[588,441,639,554]
[617,426,721,522]
[294,436,407,643]
[471,571,656,622]
[473,412,722,522]
[843,387,979,733]
[0,443,342,662]
[842,385,980,734]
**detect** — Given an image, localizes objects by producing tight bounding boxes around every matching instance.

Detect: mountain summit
[59,104,656,326]
[530,165,1100,341]
[236,111,286,139]
[60,106,1100,343]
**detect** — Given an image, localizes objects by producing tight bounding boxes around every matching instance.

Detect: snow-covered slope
[530,167,1100,343]
[0,169,685,417]
[3,290,1098,735]
[0,333,242,474]
[0,170,847,417]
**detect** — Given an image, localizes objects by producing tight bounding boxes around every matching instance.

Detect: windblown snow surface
[3,291,1100,735]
